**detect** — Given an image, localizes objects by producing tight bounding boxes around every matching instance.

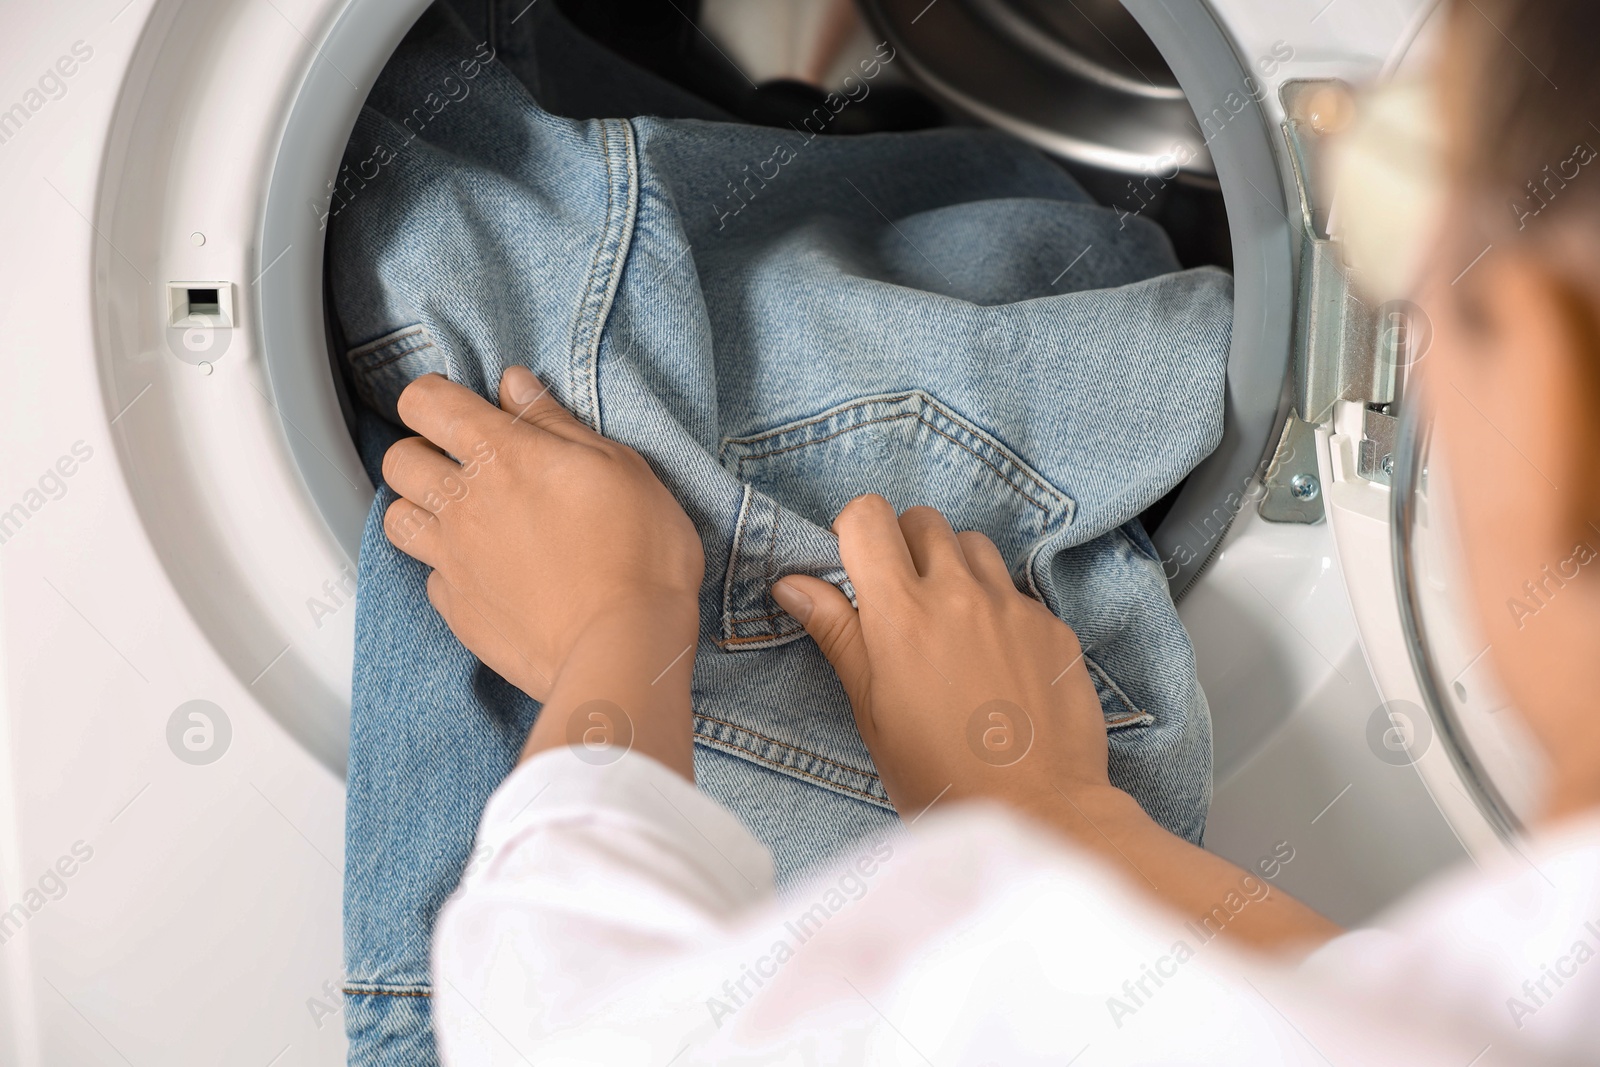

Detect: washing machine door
[1388,393,1546,837]
[1301,9,1548,849]
[1259,7,1546,849]
[98,0,436,773]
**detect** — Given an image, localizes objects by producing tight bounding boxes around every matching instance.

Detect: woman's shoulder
[1301,809,1600,1063]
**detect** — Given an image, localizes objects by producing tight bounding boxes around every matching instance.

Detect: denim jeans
[332,2,1231,1062]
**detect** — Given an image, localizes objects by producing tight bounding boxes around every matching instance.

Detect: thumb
[498,365,587,441]
[771,575,872,721]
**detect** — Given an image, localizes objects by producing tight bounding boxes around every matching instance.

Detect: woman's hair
[1453,0,1600,522]
[1452,0,1600,237]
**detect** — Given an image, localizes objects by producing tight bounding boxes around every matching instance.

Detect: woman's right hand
[774,496,1344,952]
[770,495,1116,821]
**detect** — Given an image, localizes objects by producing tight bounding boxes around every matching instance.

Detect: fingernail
[505,366,542,405]
[771,579,812,625]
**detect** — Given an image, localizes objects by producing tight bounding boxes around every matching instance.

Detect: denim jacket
[331,3,1231,1062]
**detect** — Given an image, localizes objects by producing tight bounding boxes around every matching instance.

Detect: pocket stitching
[732,410,915,467]
[695,712,877,781]
[730,608,794,624]
[728,394,1065,521]
[721,392,1072,647]
[763,476,779,615]
[347,323,428,361]
[692,713,890,807]
[720,487,820,647]
[358,340,437,373]
[1085,653,1151,723]
[722,390,923,449]
[918,414,1055,518]
[345,325,449,416]
[719,484,758,643]
[715,629,803,648]
[342,986,431,999]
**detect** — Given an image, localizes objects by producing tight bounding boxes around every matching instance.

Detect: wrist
[522,596,700,777]
[1019,780,1153,846]
[550,600,699,709]
[576,587,697,643]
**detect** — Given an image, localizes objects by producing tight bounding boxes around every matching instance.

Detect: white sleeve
[430,747,775,1066]
[429,746,1513,1066]
[428,745,1297,1066]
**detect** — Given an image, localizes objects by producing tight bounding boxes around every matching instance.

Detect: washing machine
[0,0,1538,1062]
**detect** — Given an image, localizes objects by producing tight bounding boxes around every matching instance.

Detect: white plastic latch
[168,282,236,328]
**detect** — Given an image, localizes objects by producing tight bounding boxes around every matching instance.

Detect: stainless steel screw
[1289,473,1321,502]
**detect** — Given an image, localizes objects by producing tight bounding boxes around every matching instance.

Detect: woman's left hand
[381,367,705,773]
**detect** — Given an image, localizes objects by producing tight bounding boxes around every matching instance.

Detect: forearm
[519,598,699,779]
[1034,785,1343,954]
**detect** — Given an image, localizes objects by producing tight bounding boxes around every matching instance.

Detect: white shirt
[431,748,1600,1065]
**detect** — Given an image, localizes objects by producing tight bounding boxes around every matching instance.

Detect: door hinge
[1261,81,1410,523]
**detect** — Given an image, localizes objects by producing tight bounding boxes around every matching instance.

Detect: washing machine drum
[864,0,1209,174]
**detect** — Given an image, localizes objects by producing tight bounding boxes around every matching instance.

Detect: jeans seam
[763,480,779,614]
[919,417,1053,517]
[569,120,610,429]
[569,117,638,433]
[1023,535,1152,728]
[697,735,886,806]
[721,484,756,641]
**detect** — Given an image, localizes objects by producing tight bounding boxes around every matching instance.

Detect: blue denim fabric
[333,2,1230,1062]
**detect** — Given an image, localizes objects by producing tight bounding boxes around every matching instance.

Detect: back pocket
[717,392,1152,733]
[346,324,451,423]
[720,390,1074,571]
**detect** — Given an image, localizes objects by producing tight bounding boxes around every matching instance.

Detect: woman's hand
[382,368,704,774]
[774,496,1343,952]
[770,495,1113,821]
